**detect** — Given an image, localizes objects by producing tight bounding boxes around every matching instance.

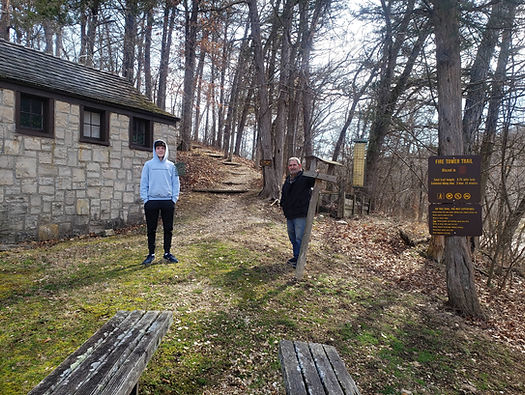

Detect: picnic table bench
[279,340,361,395]
[29,310,173,395]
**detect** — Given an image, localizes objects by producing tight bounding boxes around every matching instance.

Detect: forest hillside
[0,146,524,394]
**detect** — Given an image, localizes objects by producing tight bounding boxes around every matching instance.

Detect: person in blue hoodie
[140,139,180,266]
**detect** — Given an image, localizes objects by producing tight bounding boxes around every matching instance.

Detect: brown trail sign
[428,155,482,237]
[295,156,340,280]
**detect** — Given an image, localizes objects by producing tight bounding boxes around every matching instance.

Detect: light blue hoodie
[140,139,180,204]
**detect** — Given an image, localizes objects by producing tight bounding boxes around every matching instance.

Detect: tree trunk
[122,0,138,83]
[157,0,176,111]
[43,20,54,54]
[180,0,200,151]
[135,13,145,92]
[432,0,483,318]
[144,7,154,100]
[55,29,63,57]
[104,20,115,73]
[218,19,230,149]
[85,0,100,68]
[462,1,505,154]
[0,0,10,40]
[273,0,294,179]
[210,52,217,146]
[285,69,299,160]
[193,35,207,141]
[480,1,516,200]
[223,24,249,159]
[247,0,280,200]
[235,85,254,156]
[79,9,87,64]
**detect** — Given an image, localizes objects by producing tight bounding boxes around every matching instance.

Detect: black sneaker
[142,254,155,266]
[163,252,178,263]
[287,257,297,265]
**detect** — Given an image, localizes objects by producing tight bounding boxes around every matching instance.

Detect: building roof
[0,39,178,123]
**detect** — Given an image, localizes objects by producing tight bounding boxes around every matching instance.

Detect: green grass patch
[1,218,524,394]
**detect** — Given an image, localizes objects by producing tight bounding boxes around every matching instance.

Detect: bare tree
[364,0,430,210]
[179,0,200,150]
[247,0,280,199]
[297,0,330,167]
[122,0,138,83]
[156,0,177,110]
[192,26,208,141]
[462,1,507,154]
[431,0,483,318]
[144,5,154,100]
[273,0,294,179]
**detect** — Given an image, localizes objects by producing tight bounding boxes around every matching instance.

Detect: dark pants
[144,200,174,255]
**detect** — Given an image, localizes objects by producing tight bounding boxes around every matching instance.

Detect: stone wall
[0,88,178,244]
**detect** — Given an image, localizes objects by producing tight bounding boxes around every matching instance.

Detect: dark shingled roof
[0,39,178,122]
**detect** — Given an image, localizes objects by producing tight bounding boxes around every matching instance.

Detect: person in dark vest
[140,139,180,266]
[280,157,315,267]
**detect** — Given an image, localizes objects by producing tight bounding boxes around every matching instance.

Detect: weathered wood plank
[278,340,308,395]
[302,170,338,183]
[295,341,325,394]
[29,310,132,395]
[99,311,173,395]
[29,310,173,395]
[279,341,361,395]
[76,311,159,395]
[295,179,322,280]
[51,310,146,395]
[309,342,344,395]
[323,345,361,395]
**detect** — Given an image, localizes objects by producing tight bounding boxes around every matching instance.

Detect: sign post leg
[295,179,321,280]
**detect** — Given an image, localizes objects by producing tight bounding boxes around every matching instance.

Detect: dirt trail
[175,147,286,253]
[185,146,261,193]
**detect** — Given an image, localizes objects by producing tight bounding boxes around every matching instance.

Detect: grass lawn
[1,192,524,394]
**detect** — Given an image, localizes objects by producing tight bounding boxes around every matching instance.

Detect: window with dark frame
[16,92,53,137]
[84,110,101,138]
[80,107,109,145]
[130,117,152,149]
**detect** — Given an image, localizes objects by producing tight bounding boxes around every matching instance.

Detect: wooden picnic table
[279,340,361,395]
[29,310,173,395]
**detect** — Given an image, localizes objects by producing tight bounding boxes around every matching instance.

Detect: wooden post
[337,175,346,219]
[295,156,339,280]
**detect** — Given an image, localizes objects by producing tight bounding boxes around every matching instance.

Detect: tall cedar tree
[431,0,483,318]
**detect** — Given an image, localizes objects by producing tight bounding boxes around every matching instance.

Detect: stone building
[0,40,179,244]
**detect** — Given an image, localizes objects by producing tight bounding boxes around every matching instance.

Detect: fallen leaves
[316,215,525,353]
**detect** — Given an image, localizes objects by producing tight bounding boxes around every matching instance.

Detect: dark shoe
[163,252,178,263]
[287,257,297,268]
[142,254,155,266]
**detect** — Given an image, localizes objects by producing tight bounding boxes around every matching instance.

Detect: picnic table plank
[295,341,326,394]
[51,310,146,395]
[100,311,173,395]
[29,310,173,395]
[279,340,361,395]
[279,340,308,395]
[324,345,360,395]
[29,310,132,394]
[309,342,344,395]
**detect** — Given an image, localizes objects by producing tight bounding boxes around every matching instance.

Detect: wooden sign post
[295,156,340,280]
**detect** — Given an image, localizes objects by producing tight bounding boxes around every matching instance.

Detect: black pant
[144,200,175,255]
